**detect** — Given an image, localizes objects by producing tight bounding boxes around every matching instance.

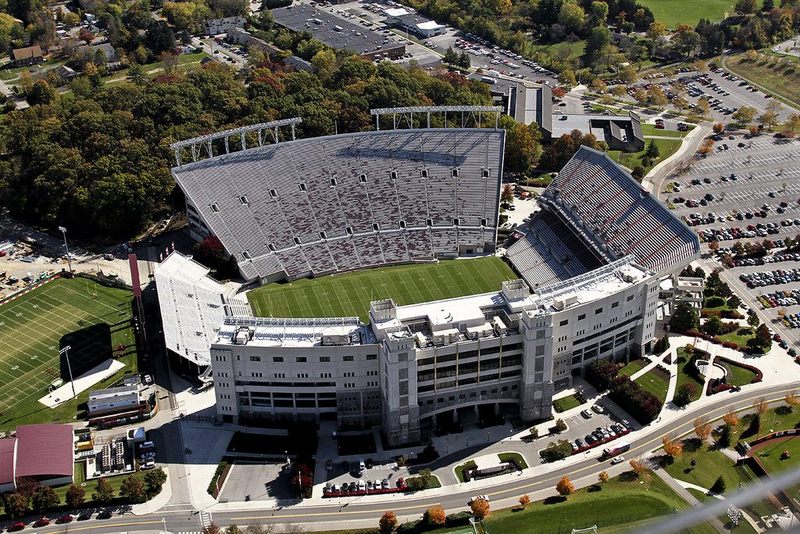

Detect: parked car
[7,522,24,532]
[57,514,73,524]
[33,518,50,527]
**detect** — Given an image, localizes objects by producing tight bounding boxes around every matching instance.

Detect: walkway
[653,468,727,533]
[672,477,764,532]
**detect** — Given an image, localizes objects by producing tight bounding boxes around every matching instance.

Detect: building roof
[88,385,139,400]
[383,7,409,16]
[11,44,43,61]
[155,252,251,366]
[15,424,73,480]
[0,438,16,486]
[214,316,376,348]
[392,12,444,31]
[272,4,404,56]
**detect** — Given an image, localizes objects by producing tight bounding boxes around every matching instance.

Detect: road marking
[232,501,442,521]
[200,510,213,528]
[42,520,164,532]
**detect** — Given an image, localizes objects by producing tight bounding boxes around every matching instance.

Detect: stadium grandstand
[170,109,505,283]
[506,146,699,290]
[154,251,251,377]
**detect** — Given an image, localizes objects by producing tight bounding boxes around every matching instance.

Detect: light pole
[60,345,76,398]
[58,226,73,273]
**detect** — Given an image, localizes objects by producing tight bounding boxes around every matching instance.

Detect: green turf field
[0,276,138,430]
[248,257,517,322]
[636,0,737,28]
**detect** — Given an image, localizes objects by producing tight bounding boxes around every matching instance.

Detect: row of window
[244,354,376,363]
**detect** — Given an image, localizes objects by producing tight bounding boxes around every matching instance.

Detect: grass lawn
[526,40,586,65]
[634,366,670,403]
[552,393,585,413]
[454,460,476,483]
[719,360,758,387]
[0,58,66,82]
[618,358,648,378]
[498,452,528,469]
[724,52,800,110]
[606,137,682,174]
[636,0,736,28]
[675,348,704,404]
[664,440,757,493]
[0,276,138,431]
[247,257,517,322]
[641,123,692,138]
[718,327,755,348]
[686,489,758,534]
[752,435,800,504]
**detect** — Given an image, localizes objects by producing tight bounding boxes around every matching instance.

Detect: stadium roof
[214,316,376,348]
[541,146,700,273]
[15,424,73,480]
[0,438,16,486]
[155,252,252,367]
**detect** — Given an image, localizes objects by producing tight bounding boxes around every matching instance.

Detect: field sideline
[0,276,138,430]
[247,257,517,322]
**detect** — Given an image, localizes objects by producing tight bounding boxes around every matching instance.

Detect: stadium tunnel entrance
[421,400,520,439]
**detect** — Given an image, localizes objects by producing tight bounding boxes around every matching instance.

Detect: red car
[33,518,50,527]
[56,514,73,524]
[7,522,24,532]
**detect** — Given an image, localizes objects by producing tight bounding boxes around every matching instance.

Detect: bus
[602,441,630,459]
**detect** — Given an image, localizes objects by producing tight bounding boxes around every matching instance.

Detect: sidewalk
[643,123,711,194]
[131,466,173,515]
[653,468,727,533]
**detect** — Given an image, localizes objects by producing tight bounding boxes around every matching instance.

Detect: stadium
[157,106,700,445]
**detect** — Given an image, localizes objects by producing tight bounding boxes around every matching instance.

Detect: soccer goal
[571,526,598,534]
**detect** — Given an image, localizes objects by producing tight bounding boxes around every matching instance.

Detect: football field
[248,257,517,322]
[0,277,138,429]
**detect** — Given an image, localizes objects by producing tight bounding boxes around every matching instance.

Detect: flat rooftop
[272,4,403,56]
[214,316,377,348]
[550,113,638,143]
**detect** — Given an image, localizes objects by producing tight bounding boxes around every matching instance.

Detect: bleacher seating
[173,129,503,281]
[541,146,700,273]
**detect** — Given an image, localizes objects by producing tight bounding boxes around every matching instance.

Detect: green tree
[710,476,726,493]
[4,492,29,518]
[120,475,147,503]
[27,79,56,105]
[670,302,698,334]
[733,106,757,126]
[673,382,697,407]
[443,46,458,65]
[144,467,168,495]
[735,0,758,14]
[632,165,645,180]
[558,2,586,34]
[66,484,86,508]
[502,118,542,174]
[31,485,59,513]
[94,477,115,504]
[645,139,660,159]
[704,315,722,336]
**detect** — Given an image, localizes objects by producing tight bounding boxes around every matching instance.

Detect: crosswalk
[200,511,213,529]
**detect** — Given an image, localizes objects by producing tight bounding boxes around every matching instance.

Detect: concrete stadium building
[162,112,699,446]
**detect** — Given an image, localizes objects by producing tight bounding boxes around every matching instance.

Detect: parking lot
[219,461,295,502]
[665,134,800,248]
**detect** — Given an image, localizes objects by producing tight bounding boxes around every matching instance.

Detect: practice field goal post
[571,526,598,534]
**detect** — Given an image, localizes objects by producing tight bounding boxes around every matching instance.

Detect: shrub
[584,359,619,392]
[711,476,726,494]
[673,382,697,407]
[608,376,662,424]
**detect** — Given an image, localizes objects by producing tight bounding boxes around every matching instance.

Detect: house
[0,424,74,491]
[10,45,44,67]
[53,65,77,81]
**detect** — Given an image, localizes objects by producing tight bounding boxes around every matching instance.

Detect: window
[482,168,489,178]
[242,251,251,259]
[268,243,276,252]
[399,220,406,229]
[320,356,330,363]
[453,218,460,226]
[319,231,327,240]
[421,169,428,178]
[360,174,367,183]
[390,171,397,180]
[346,226,353,235]
[480,218,487,226]
[330,178,337,186]
[627,294,635,302]
[272,357,284,363]
[299,183,307,192]
[296,357,307,363]
[372,223,380,231]
[343,355,354,362]
[269,189,278,198]
[595,307,603,315]
[452,169,459,178]
[293,237,301,245]
[559,319,568,326]
[578,313,586,320]
[611,301,619,308]
[366,354,377,360]
[426,218,433,227]
[210,203,220,213]
[239,195,249,205]
[250,356,261,362]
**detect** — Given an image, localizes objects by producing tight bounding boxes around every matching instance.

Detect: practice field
[248,257,517,322]
[0,277,138,430]
[636,0,736,28]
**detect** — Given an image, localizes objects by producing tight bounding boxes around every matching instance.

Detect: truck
[480,76,496,85]
[602,441,630,459]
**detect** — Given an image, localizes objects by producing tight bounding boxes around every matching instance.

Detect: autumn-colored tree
[425,505,446,527]
[378,511,398,533]
[693,417,713,441]
[66,484,85,508]
[723,410,739,427]
[598,471,609,483]
[713,123,725,134]
[519,494,531,508]
[629,458,649,479]
[556,475,575,496]
[470,497,490,520]
[93,477,114,504]
[662,436,684,459]
[753,398,768,415]
[501,183,515,203]
[785,392,800,410]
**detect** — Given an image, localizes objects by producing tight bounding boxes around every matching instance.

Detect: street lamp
[58,226,73,273]
[60,345,77,398]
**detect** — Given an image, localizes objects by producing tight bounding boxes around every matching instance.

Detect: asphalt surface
[15,382,798,533]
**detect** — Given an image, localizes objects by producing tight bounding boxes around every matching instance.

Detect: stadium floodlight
[59,345,77,399]
[58,226,73,274]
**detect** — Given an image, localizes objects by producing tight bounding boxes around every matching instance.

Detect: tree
[710,475,726,494]
[723,410,739,427]
[704,316,723,336]
[66,484,86,508]
[673,382,697,407]
[694,417,713,441]
[670,302,698,334]
[631,165,645,181]
[443,46,458,65]
[645,139,660,159]
[519,494,531,508]
[662,436,684,461]
[647,85,668,108]
[735,0,758,14]
[501,184,515,203]
[556,475,575,496]
[424,505,446,527]
[203,523,222,534]
[759,109,779,131]
[733,106,757,126]
[94,477,115,504]
[31,485,59,513]
[558,2,586,35]
[598,471,609,483]
[470,497,490,520]
[78,27,95,45]
[4,492,29,519]
[502,119,542,174]
[784,392,800,411]
[718,424,733,448]
[378,511,398,533]
[121,474,146,503]
[629,458,649,478]
[559,69,577,87]
[144,467,168,495]
[458,52,470,69]
[753,398,769,415]
[646,21,667,41]
[27,79,56,105]
[226,526,241,534]
[713,123,725,134]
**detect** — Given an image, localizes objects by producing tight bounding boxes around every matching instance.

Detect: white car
[470,495,489,503]
[610,456,625,465]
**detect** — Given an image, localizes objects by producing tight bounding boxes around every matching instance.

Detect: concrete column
[452,408,457,423]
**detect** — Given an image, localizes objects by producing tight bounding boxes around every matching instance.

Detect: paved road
[19,382,798,533]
